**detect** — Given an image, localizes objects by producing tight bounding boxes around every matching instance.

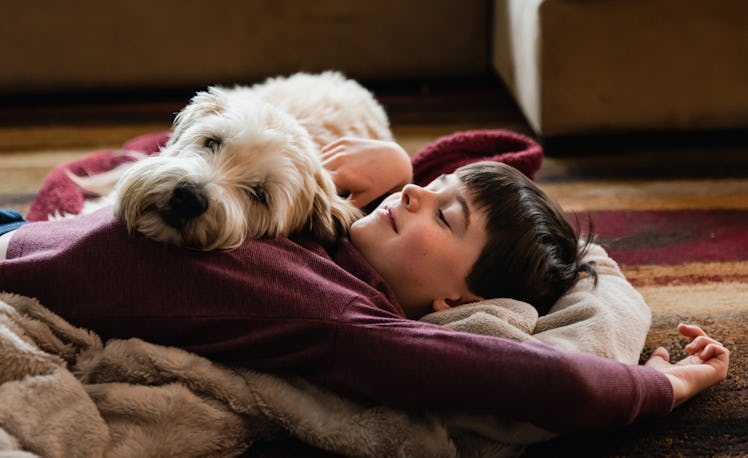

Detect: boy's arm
[326,302,727,433]
[321,137,413,208]
[327,305,671,433]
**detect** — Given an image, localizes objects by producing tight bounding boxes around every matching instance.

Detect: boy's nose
[401,185,417,210]
[401,184,435,212]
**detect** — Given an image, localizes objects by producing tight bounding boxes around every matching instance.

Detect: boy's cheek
[400,233,440,259]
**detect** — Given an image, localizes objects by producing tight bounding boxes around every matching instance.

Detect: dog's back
[250,71,393,148]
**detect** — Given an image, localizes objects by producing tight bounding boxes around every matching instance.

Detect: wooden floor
[2,81,748,216]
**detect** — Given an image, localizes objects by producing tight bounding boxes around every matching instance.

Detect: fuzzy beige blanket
[0,244,650,457]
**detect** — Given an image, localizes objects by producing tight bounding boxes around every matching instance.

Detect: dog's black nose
[168,183,208,219]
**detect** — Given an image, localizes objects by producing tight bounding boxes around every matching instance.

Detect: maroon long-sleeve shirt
[0,208,672,432]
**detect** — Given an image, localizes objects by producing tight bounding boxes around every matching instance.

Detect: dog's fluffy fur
[81,72,392,250]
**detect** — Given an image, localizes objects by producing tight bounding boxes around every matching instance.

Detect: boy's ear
[432,298,453,313]
[432,295,484,312]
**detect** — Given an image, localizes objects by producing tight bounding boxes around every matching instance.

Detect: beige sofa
[492,0,748,136]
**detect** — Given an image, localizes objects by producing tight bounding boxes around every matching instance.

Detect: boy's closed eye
[438,209,451,229]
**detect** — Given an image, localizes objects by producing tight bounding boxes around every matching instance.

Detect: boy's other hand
[645,323,730,409]
[322,137,413,209]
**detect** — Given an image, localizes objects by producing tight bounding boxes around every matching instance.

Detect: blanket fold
[0,244,650,457]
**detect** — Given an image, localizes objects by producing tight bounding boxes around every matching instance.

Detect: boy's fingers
[321,137,348,152]
[320,142,336,154]
[698,344,718,361]
[321,147,342,161]
[700,343,729,362]
[645,347,671,369]
[676,342,729,366]
[678,323,708,340]
[653,347,670,360]
[686,336,708,354]
[686,335,723,354]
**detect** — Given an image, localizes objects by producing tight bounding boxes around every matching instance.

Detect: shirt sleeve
[323,297,673,434]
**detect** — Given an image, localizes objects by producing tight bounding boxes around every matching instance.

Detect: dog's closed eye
[247,186,267,205]
[203,137,222,152]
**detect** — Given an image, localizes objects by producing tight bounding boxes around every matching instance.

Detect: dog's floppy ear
[309,171,362,243]
[169,86,228,145]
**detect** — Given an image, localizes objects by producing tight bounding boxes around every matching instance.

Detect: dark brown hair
[456,161,597,315]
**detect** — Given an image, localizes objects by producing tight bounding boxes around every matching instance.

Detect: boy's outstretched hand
[321,137,413,209]
[645,323,730,409]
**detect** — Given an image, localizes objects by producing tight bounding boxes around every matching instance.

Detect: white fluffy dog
[93,72,392,250]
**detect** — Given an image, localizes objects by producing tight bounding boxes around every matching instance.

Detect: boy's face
[350,173,487,318]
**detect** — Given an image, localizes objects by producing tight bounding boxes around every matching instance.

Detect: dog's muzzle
[160,182,208,228]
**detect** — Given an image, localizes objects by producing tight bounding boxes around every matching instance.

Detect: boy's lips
[383,205,398,233]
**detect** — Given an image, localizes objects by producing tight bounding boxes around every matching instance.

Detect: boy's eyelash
[438,209,450,229]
